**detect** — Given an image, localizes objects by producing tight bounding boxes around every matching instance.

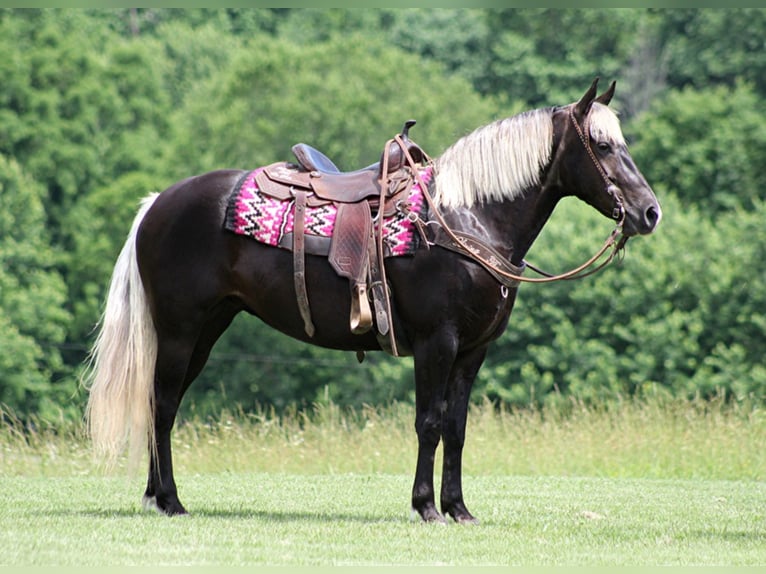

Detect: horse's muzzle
[623,198,662,236]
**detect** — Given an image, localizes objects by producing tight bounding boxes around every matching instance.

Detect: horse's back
[146,169,244,228]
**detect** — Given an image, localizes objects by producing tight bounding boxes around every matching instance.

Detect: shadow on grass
[55,507,409,524]
[197,508,408,524]
[687,528,766,544]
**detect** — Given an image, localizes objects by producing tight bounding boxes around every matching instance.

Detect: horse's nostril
[645,205,660,227]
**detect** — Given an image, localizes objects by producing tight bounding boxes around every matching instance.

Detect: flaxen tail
[84,193,159,469]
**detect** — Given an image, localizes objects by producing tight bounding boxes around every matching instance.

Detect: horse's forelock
[588,103,625,146]
[434,108,554,208]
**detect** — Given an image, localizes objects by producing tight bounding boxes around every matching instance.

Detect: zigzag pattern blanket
[224,167,431,257]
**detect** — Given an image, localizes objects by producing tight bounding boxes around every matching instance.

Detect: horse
[84,79,661,524]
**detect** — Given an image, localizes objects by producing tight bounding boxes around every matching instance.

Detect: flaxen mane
[433,102,624,208]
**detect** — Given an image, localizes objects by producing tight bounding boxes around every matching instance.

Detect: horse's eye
[596,142,611,153]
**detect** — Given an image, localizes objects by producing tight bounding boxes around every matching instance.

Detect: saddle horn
[381,119,426,174]
[401,119,417,138]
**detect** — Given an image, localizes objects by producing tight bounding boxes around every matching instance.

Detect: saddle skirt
[224,166,431,257]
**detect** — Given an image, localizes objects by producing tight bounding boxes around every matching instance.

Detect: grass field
[1,398,765,565]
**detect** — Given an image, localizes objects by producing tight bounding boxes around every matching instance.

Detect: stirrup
[349,283,373,334]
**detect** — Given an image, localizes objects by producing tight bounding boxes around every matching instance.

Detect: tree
[0,155,72,418]
[656,9,766,98]
[627,83,766,213]
[3,9,766,419]
[480,9,641,107]
[66,173,164,345]
[478,194,766,408]
[0,10,171,239]
[164,33,500,178]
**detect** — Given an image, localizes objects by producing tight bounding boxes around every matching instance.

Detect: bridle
[567,105,625,223]
[395,105,628,287]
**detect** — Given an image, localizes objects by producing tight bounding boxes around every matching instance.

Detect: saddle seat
[291,143,378,176]
[289,120,427,204]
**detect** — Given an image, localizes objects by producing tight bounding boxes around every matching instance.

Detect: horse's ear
[575,77,600,117]
[595,80,616,106]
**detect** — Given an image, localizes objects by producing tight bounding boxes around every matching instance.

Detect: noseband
[394,106,628,286]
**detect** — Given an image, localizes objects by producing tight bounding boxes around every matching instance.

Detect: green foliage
[0,10,171,242]
[277,9,491,90]
[480,9,639,106]
[165,33,498,178]
[628,83,766,213]
[80,8,282,39]
[2,9,766,420]
[66,173,164,343]
[658,9,766,97]
[147,20,246,109]
[481,194,766,408]
[385,10,490,88]
[0,155,72,418]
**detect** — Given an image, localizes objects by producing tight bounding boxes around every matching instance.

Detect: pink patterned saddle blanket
[224,166,431,257]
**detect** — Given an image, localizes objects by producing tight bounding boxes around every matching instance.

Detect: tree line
[1,8,765,420]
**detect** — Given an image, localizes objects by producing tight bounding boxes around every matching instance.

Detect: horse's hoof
[413,505,448,524]
[453,514,480,525]
[444,502,480,524]
[142,494,189,517]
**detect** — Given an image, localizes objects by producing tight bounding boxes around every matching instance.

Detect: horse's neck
[443,187,561,266]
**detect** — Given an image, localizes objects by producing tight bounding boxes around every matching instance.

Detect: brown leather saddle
[254,121,428,356]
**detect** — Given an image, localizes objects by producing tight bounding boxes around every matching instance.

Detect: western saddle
[253,120,429,356]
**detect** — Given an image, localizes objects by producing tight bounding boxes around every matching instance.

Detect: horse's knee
[415,412,443,446]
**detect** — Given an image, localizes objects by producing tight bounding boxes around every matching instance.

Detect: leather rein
[394,106,628,288]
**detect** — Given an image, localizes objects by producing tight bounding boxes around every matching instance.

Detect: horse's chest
[457,281,516,345]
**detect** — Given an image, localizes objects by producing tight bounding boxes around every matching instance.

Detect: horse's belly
[231,242,382,351]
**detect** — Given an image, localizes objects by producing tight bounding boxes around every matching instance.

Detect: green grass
[1,398,765,565]
[0,474,764,565]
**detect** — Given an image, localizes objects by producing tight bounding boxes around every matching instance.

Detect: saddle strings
[377,139,398,356]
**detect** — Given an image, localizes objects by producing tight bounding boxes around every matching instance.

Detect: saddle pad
[224,167,431,257]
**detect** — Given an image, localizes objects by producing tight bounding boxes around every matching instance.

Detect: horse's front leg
[411,334,458,523]
[440,345,487,524]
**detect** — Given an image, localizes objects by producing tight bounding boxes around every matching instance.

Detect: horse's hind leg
[144,302,240,516]
[142,332,196,516]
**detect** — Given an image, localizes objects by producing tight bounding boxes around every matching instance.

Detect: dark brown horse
[85,79,661,523]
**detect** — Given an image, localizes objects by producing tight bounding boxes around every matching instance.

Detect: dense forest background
[2,8,765,421]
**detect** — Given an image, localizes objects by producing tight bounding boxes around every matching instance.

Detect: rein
[392,106,628,287]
